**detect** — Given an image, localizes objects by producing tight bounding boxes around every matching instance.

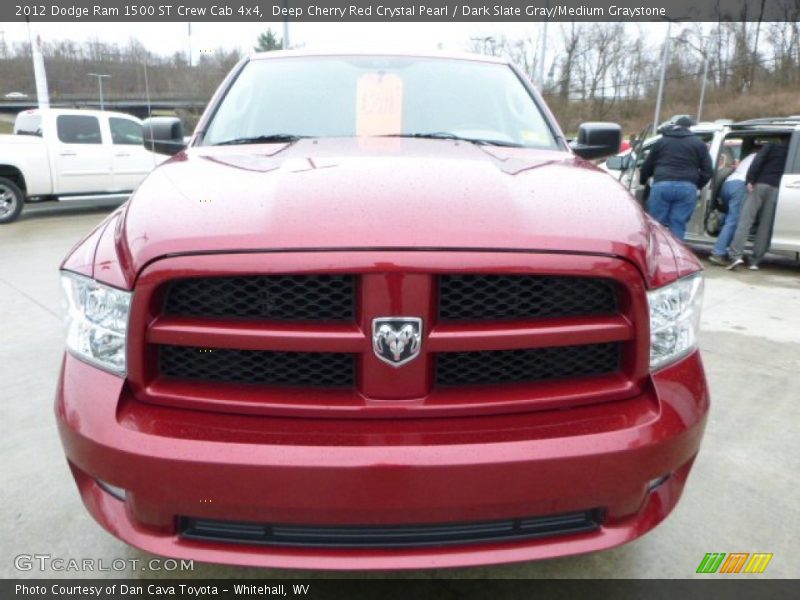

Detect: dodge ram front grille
[179,509,603,548]
[165,275,355,321]
[133,255,644,417]
[436,343,621,387]
[439,275,617,321]
[159,345,355,388]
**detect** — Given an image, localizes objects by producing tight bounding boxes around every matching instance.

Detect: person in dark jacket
[726,139,790,271]
[639,117,713,239]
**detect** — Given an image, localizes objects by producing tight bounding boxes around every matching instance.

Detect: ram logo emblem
[372,317,423,367]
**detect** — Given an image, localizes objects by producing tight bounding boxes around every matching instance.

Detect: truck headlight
[61,272,132,375]
[647,273,703,370]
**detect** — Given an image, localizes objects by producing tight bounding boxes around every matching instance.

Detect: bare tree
[557,23,584,100]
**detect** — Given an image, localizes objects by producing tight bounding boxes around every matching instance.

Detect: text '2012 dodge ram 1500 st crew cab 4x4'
[56,51,709,570]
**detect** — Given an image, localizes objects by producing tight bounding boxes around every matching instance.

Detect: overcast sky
[0,20,669,59]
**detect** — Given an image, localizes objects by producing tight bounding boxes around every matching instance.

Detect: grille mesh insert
[164,275,355,321]
[436,343,621,387]
[439,275,617,321]
[179,510,603,548]
[159,345,355,388]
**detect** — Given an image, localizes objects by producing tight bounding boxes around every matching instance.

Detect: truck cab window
[110,118,144,145]
[57,115,102,145]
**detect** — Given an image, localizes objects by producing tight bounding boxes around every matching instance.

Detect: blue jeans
[646,181,698,240]
[712,179,747,257]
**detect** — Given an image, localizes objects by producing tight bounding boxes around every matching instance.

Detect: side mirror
[605,155,624,170]
[571,122,622,160]
[143,117,186,156]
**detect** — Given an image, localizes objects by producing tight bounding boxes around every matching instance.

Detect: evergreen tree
[254,29,283,52]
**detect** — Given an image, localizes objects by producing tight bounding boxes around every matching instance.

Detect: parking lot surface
[1,204,798,578]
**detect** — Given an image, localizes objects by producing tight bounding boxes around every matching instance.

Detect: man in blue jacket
[639,117,713,239]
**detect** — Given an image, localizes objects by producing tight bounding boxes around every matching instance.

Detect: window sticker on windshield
[356,73,403,136]
[521,130,548,145]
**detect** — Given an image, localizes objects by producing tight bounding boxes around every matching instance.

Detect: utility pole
[672,32,712,123]
[750,0,766,89]
[283,0,290,48]
[187,22,192,67]
[27,23,50,109]
[537,3,549,88]
[88,73,110,110]
[697,39,711,122]
[653,21,672,136]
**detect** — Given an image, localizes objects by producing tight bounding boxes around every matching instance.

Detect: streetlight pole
[283,0,290,48]
[537,2,549,87]
[652,21,672,136]
[88,73,110,111]
[672,33,712,123]
[28,26,50,109]
[697,49,710,122]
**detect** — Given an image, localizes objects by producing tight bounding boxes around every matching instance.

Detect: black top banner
[4,0,797,22]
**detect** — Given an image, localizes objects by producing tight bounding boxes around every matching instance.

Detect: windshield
[201,56,558,149]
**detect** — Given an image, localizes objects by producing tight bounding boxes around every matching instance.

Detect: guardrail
[0,99,208,118]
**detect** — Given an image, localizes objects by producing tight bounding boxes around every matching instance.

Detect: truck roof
[733,116,800,126]
[730,117,800,132]
[16,108,141,121]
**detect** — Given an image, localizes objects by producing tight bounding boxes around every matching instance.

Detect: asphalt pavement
[1,203,798,579]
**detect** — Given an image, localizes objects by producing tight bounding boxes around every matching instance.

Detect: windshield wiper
[213,134,308,146]
[380,132,524,148]
[211,132,525,148]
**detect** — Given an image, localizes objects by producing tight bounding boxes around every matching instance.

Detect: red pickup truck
[56,51,708,570]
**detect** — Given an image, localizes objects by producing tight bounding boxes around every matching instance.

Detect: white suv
[606,118,800,261]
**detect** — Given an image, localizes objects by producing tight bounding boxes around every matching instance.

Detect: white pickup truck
[0,108,171,223]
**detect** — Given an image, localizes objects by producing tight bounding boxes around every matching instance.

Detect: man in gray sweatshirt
[727,139,790,271]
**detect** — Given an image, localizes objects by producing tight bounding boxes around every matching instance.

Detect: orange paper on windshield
[356,73,403,136]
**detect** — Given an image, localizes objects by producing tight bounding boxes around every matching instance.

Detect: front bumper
[57,351,708,570]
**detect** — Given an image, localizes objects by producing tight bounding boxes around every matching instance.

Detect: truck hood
[121,137,653,276]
